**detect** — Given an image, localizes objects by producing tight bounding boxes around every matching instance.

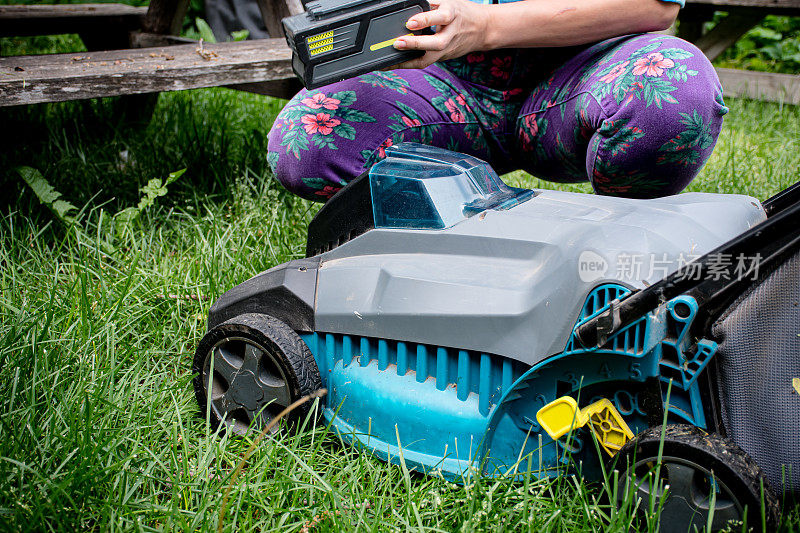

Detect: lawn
[1,71,799,530]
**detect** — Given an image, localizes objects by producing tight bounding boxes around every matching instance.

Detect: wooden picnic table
[0,0,798,107]
[0,0,302,105]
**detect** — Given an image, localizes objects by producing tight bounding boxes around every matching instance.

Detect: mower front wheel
[193,313,322,435]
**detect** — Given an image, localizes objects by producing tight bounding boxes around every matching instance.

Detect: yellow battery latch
[536,396,634,456]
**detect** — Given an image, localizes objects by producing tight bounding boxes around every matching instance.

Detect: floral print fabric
[267,34,727,201]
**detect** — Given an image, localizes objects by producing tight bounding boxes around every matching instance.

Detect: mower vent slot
[310,225,368,256]
[581,284,630,318]
[302,332,527,415]
[563,283,647,357]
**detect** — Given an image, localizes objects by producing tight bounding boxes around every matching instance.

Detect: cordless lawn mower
[193,142,800,531]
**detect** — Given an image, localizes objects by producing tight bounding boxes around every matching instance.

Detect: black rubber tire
[608,424,780,532]
[193,313,322,434]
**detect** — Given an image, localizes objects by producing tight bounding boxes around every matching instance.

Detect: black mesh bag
[711,249,800,494]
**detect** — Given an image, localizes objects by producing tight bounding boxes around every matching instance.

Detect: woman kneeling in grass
[267,0,726,201]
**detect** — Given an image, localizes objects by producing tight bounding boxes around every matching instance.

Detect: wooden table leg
[256,0,304,38]
[88,0,190,126]
[104,0,189,126]
[144,0,191,36]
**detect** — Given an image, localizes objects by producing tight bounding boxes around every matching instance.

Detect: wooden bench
[0,0,798,107]
[0,39,297,106]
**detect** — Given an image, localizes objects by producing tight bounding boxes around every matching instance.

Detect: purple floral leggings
[267,34,728,201]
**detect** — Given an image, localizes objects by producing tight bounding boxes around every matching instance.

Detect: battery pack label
[309,42,334,56]
[307,30,335,56]
[307,30,334,44]
[369,33,412,51]
[304,24,360,58]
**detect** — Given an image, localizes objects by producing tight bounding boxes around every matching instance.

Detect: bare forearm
[482,0,680,49]
[395,0,680,69]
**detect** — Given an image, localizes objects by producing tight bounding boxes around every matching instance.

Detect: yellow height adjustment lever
[536,396,634,456]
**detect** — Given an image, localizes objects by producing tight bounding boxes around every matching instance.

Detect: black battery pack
[282,0,432,90]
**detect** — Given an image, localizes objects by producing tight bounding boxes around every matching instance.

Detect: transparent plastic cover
[369,143,534,230]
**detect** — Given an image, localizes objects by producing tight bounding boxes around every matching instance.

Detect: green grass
[1,83,799,531]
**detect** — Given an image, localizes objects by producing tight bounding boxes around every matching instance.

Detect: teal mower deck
[193,143,800,532]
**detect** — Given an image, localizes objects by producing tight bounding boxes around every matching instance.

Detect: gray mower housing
[211,143,765,367]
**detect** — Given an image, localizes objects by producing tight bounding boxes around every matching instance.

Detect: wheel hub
[228,369,264,412]
[627,456,743,532]
[203,337,293,432]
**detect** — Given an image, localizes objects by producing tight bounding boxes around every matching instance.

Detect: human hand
[392,0,490,69]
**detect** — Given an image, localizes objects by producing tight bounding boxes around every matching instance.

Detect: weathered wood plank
[686,0,800,6]
[0,3,147,38]
[718,67,800,105]
[685,0,800,14]
[0,39,293,107]
[0,3,146,19]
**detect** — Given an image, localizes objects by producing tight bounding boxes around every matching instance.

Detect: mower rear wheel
[609,424,779,532]
[193,313,322,435]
